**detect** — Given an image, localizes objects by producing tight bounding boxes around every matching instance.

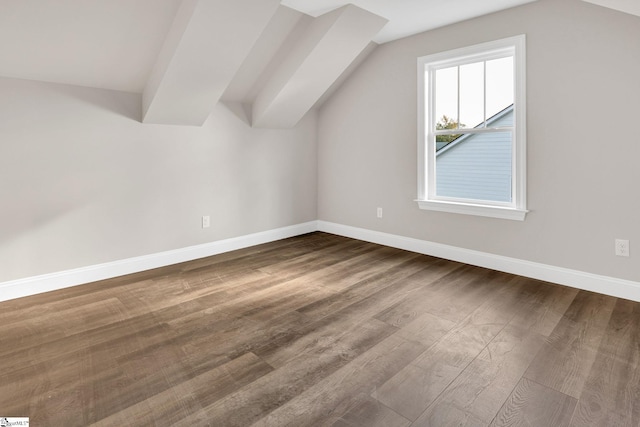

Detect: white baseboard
[317,221,640,302]
[0,221,318,303]
[3,219,638,303]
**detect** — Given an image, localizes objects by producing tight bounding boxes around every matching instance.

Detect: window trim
[416,35,527,221]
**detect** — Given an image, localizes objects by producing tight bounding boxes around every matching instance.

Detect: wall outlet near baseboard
[202,215,211,229]
[377,207,383,219]
[615,239,629,257]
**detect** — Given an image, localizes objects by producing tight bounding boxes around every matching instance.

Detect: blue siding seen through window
[435,109,513,203]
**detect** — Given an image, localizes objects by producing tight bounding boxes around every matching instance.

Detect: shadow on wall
[221,101,253,127]
[0,178,98,245]
[48,82,142,122]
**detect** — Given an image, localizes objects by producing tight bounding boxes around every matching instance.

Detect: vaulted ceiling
[0,0,636,127]
[581,0,640,17]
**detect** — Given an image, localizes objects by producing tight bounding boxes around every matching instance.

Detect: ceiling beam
[251,4,387,128]
[142,0,280,126]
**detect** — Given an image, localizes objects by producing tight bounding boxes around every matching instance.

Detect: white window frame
[416,35,527,221]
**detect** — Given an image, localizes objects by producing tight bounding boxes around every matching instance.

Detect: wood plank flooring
[1,232,639,426]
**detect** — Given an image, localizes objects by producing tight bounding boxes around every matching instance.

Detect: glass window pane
[459,62,484,129]
[434,66,458,129]
[486,56,514,120]
[435,130,512,203]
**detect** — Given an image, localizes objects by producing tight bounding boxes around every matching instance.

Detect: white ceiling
[0,0,181,93]
[0,0,544,94]
[280,0,539,43]
[581,0,640,17]
[0,0,635,97]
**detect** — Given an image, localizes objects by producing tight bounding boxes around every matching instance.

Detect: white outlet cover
[615,239,629,257]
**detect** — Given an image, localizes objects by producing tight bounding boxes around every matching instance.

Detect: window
[417,35,527,220]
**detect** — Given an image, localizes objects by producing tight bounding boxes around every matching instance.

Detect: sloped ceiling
[0,0,181,93]
[581,0,640,17]
[281,0,538,43]
[0,0,544,127]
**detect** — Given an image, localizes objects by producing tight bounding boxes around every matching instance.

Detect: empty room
[1,0,639,425]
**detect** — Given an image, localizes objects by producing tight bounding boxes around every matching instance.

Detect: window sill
[416,199,528,221]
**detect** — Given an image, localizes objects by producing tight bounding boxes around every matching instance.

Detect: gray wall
[0,77,317,282]
[318,0,640,282]
[3,0,638,287]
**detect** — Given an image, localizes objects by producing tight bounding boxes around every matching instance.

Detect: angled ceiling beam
[581,0,640,17]
[221,5,306,104]
[142,0,280,126]
[252,4,387,129]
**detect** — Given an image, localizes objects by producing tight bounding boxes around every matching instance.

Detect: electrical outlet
[377,207,383,218]
[202,215,211,229]
[615,239,629,257]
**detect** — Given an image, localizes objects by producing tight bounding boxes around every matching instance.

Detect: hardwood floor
[1,232,638,426]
